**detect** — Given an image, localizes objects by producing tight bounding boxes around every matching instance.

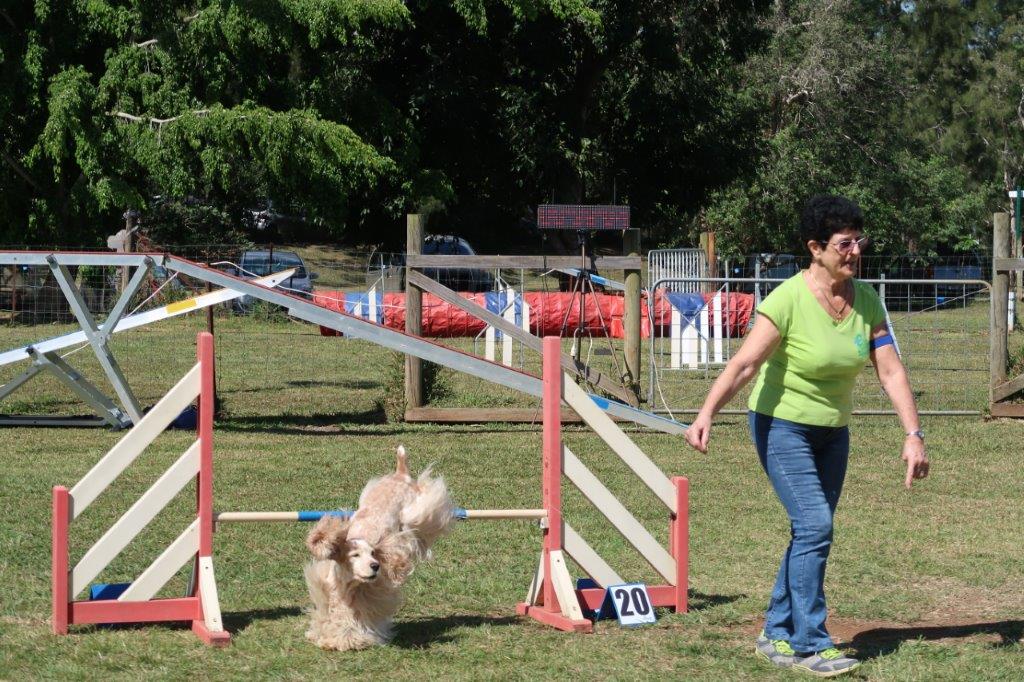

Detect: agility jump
[51,333,689,643]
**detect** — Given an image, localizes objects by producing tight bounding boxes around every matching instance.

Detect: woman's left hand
[901,436,929,489]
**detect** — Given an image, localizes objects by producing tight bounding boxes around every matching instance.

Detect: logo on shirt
[854,333,868,358]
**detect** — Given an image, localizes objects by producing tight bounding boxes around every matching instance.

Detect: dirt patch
[829,616,1021,647]
[737,576,1024,650]
[740,611,1024,653]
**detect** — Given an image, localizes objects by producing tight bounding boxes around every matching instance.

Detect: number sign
[606,582,656,627]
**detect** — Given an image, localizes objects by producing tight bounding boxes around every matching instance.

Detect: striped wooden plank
[118,519,199,602]
[524,550,545,606]
[670,308,682,369]
[712,291,723,363]
[560,376,676,511]
[563,445,676,583]
[562,520,623,588]
[548,550,585,621]
[197,556,224,632]
[72,442,200,597]
[69,364,201,519]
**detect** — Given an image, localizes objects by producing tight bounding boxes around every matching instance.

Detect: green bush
[375,351,452,423]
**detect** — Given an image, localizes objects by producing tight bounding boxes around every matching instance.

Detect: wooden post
[1016,208,1023,317]
[541,336,562,613]
[51,486,70,634]
[623,229,641,402]
[197,332,214,560]
[121,210,136,292]
[671,476,689,613]
[205,280,217,410]
[992,212,1011,392]
[699,231,717,293]
[405,214,424,411]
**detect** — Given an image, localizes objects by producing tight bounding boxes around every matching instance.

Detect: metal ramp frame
[0,253,156,427]
[0,251,688,435]
[0,252,292,428]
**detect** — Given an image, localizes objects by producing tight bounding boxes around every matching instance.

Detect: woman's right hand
[685,414,712,453]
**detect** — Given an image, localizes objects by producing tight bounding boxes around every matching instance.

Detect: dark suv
[731,253,801,294]
[367,235,494,293]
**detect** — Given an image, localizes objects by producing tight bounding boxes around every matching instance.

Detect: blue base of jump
[89,582,130,600]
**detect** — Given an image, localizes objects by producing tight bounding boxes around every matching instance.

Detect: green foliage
[141,198,249,246]
[703,0,990,257]
[376,351,453,423]
[0,0,1014,254]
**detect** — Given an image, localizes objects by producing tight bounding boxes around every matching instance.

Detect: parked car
[366,235,495,293]
[873,253,986,309]
[932,253,986,303]
[731,253,801,294]
[231,249,317,311]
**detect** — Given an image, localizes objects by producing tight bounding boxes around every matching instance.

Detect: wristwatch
[906,429,924,440]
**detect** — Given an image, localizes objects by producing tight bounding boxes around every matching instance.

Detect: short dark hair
[799,195,864,245]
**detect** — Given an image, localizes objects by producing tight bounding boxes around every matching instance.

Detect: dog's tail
[304,560,332,620]
[401,472,456,557]
[395,444,409,478]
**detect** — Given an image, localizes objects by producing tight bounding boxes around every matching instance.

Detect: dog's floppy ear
[306,514,351,560]
[376,530,417,584]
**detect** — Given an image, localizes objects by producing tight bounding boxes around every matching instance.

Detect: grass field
[1,310,1023,680]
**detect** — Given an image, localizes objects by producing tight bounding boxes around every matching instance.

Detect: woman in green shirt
[685,195,929,677]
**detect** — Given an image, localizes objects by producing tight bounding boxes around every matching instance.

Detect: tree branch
[112,109,210,126]
[1,148,43,193]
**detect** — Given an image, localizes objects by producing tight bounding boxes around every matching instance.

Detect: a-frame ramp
[165,256,687,435]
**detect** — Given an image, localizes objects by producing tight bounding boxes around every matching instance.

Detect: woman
[685,195,929,677]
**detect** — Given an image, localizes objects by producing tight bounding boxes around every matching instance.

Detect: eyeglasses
[821,236,869,254]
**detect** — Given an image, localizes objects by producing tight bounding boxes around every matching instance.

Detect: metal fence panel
[648,276,992,416]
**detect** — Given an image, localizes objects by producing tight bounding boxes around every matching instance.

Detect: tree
[702,0,987,257]
[395,0,770,249]
[889,0,1024,200]
[1,1,772,249]
[1,1,407,246]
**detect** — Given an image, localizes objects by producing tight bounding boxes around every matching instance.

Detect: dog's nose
[370,561,380,573]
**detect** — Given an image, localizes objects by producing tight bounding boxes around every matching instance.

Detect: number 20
[613,587,651,616]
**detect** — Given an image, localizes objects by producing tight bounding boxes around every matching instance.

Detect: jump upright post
[52,332,228,645]
[517,337,689,631]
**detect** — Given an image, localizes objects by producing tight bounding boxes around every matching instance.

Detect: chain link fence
[646,254,996,416]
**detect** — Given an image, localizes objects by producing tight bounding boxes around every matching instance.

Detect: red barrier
[312,290,754,339]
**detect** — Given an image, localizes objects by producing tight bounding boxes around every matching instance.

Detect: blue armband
[869,333,894,351]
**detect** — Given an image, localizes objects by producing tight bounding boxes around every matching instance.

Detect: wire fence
[0,245,1009,424]
[646,275,995,416]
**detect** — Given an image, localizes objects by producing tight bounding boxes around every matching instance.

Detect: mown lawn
[1,313,1022,680]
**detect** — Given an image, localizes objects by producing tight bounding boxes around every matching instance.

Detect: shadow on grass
[215,412,551,435]
[285,379,382,390]
[216,410,387,433]
[223,606,304,633]
[850,620,1024,658]
[391,614,520,649]
[687,589,745,612]
[217,377,382,395]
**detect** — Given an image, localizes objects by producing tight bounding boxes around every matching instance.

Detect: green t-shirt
[747,272,887,427]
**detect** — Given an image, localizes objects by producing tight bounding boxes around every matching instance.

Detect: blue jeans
[748,411,849,653]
